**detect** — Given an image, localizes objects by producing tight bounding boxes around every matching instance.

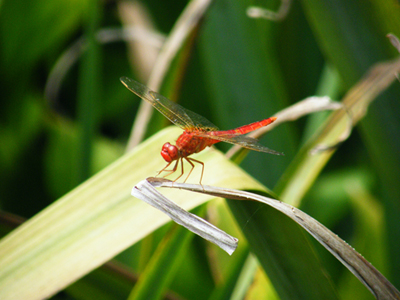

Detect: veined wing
[120,77,219,131]
[195,132,284,155]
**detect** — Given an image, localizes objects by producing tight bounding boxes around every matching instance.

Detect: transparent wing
[195,132,284,155]
[120,77,219,131]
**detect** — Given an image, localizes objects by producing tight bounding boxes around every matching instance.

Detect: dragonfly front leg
[156,160,178,178]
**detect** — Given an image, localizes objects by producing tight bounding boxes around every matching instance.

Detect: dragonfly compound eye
[161,142,179,162]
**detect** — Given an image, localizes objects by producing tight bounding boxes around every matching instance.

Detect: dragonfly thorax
[161,142,179,162]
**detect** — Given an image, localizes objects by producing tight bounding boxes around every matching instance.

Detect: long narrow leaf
[0,127,266,300]
[150,179,400,299]
[277,56,400,206]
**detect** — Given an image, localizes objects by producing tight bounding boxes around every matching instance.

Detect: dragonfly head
[161,142,179,162]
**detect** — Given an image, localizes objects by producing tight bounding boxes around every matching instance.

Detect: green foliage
[1,0,400,299]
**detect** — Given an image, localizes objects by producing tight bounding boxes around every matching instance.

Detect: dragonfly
[121,77,283,184]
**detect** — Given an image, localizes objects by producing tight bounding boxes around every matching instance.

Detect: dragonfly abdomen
[210,117,277,136]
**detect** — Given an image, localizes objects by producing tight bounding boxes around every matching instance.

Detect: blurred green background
[1,0,400,299]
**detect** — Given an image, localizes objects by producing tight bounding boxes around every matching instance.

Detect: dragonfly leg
[172,157,185,182]
[156,160,178,177]
[157,157,204,185]
[184,157,204,186]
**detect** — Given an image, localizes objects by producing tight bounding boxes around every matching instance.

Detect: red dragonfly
[121,77,282,184]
